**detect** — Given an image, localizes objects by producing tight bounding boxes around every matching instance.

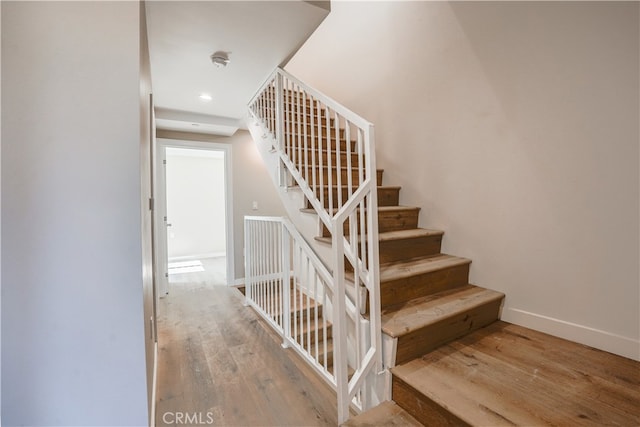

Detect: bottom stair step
[382,284,504,365]
[391,321,640,427]
[341,401,422,427]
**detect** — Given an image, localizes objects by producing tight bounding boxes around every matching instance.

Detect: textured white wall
[165,152,227,259]
[1,2,148,424]
[286,1,639,359]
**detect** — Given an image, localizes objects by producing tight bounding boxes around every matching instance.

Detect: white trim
[0,4,3,420]
[156,138,235,287]
[149,341,158,427]
[502,307,640,361]
[153,144,169,297]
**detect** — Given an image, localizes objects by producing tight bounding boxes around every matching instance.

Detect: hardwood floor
[155,283,338,426]
[168,256,227,287]
[391,321,640,427]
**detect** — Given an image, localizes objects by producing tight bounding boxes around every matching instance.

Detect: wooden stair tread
[301,205,419,215]
[315,228,444,245]
[381,284,504,338]
[378,228,444,242]
[378,205,419,212]
[309,337,334,361]
[341,401,422,427]
[269,287,320,308]
[310,185,401,190]
[299,166,384,172]
[292,317,332,341]
[391,321,640,427]
[378,254,471,283]
[308,339,357,380]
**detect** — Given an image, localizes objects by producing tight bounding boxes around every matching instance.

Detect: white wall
[156,130,287,280]
[286,1,639,360]
[165,150,226,259]
[2,2,148,425]
[139,1,156,421]
[0,3,3,422]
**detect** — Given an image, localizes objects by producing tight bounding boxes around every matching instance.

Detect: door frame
[153,138,234,295]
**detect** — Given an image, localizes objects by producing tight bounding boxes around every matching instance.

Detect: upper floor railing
[247,68,382,423]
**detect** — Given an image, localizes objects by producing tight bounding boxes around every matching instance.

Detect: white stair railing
[247,69,382,423]
[244,216,353,384]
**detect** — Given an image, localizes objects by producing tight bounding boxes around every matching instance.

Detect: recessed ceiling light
[199,93,212,101]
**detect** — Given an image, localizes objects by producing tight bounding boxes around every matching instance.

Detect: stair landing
[391,321,640,427]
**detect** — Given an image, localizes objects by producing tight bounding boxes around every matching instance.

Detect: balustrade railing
[247,69,382,423]
[245,217,340,383]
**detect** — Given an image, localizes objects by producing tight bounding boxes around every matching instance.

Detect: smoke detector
[210,51,230,68]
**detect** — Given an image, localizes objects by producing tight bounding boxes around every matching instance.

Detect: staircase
[248,68,508,421]
[306,167,505,358]
[294,116,640,427]
[298,146,507,424]
[264,80,508,412]
[248,69,640,426]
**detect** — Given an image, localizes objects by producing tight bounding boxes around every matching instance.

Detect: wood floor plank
[392,321,640,427]
[155,283,338,426]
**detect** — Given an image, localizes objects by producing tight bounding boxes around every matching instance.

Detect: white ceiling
[146,1,330,136]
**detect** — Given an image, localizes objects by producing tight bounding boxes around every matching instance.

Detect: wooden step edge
[283,128,350,134]
[301,204,416,215]
[377,205,420,212]
[314,236,332,244]
[298,147,364,152]
[341,401,423,427]
[328,363,357,380]
[302,184,401,190]
[381,284,505,338]
[378,228,444,242]
[378,254,472,283]
[291,319,333,340]
[297,166,385,173]
[270,300,324,319]
[314,228,444,245]
[391,372,470,427]
[308,339,335,368]
[282,134,358,143]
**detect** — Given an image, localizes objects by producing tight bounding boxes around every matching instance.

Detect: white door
[154,139,234,290]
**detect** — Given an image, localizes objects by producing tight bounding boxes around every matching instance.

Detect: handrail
[247,68,382,423]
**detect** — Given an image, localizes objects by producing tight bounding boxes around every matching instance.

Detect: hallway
[155,283,339,426]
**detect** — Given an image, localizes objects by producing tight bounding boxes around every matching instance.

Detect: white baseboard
[502,307,640,361]
[231,278,244,286]
[150,341,158,427]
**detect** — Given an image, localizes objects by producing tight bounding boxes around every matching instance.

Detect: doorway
[154,139,233,296]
